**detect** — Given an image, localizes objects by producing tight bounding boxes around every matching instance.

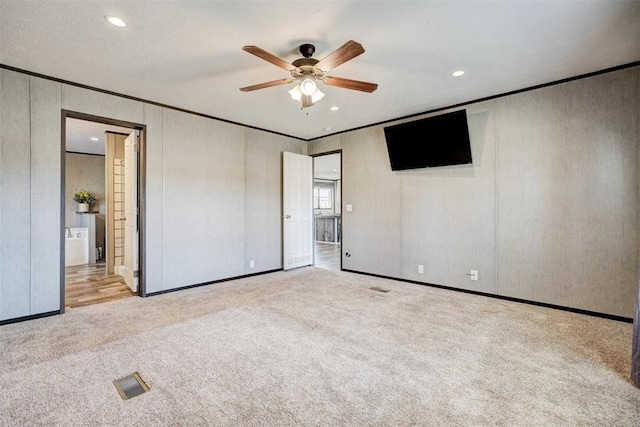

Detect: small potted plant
[73,190,96,212]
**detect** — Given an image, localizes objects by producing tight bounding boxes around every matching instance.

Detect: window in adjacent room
[314,185,333,210]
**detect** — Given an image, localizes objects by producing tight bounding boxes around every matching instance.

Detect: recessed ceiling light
[106,16,126,27]
[90,137,99,141]
[452,70,465,77]
[330,106,339,111]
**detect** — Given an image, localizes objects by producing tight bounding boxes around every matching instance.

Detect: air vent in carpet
[113,372,150,400]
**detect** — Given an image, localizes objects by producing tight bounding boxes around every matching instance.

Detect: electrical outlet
[468,269,478,281]
[250,260,255,268]
[418,264,424,274]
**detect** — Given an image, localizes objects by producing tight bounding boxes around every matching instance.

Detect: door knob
[285,214,291,219]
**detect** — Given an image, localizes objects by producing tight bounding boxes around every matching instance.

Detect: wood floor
[315,242,341,270]
[65,262,135,309]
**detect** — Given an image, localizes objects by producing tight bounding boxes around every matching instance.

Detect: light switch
[346,204,353,212]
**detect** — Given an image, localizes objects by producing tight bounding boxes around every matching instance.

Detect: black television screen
[383,109,472,171]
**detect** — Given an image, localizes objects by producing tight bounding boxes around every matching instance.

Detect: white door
[124,130,138,292]
[283,152,313,270]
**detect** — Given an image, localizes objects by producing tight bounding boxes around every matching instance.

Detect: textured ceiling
[1,1,639,140]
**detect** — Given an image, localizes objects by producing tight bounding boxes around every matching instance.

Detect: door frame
[311,149,343,271]
[60,110,147,312]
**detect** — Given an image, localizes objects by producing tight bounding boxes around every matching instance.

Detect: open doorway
[313,152,341,270]
[62,113,144,310]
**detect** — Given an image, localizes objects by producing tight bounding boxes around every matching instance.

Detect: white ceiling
[1,1,639,141]
[314,153,341,181]
[66,118,133,155]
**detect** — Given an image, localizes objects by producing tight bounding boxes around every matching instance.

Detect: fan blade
[323,76,378,93]
[242,46,296,71]
[315,40,365,72]
[239,78,294,92]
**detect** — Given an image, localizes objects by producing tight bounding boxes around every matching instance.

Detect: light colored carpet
[0,267,638,426]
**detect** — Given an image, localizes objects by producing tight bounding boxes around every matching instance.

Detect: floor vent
[113,372,150,401]
[369,286,390,293]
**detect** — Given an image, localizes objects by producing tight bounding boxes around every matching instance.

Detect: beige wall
[65,153,105,225]
[309,66,640,318]
[1,64,637,322]
[495,69,639,315]
[0,68,305,322]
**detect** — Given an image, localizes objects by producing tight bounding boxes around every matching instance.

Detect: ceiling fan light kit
[300,78,317,95]
[240,40,378,109]
[310,89,325,103]
[288,85,302,102]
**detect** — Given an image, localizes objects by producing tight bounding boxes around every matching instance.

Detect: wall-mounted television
[383,109,472,171]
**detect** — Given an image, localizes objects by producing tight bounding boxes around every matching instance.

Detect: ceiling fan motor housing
[291,58,322,79]
[299,43,315,58]
[292,44,322,79]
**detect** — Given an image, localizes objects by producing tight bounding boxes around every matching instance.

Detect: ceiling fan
[240,40,378,108]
